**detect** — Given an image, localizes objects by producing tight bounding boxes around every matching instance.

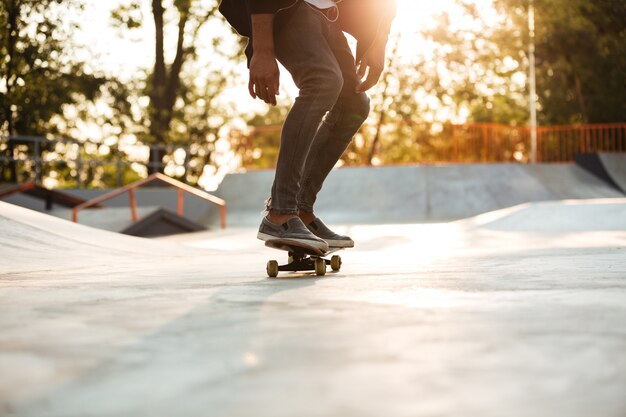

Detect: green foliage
[0,0,142,185]
[111,2,144,30]
[423,3,530,126]
[525,0,626,123]
[110,0,244,182]
[429,0,626,125]
[0,0,107,136]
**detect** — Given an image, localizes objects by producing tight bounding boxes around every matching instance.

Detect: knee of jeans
[339,92,370,128]
[300,68,344,104]
[350,93,371,122]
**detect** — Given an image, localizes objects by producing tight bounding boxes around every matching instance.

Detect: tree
[426,0,626,125]
[515,0,626,123]
[0,0,108,182]
[112,0,244,178]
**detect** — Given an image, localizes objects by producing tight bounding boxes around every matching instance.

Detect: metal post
[220,205,227,230]
[76,144,83,188]
[529,0,538,163]
[116,151,122,187]
[452,125,459,162]
[128,189,138,222]
[183,146,190,182]
[151,144,159,173]
[482,125,488,162]
[177,188,184,216]
[34,139,41,183]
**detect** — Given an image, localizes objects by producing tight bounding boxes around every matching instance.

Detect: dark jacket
[219,0,300,64]
[218,0,397,65]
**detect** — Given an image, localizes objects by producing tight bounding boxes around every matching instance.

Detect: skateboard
[264,240,344,278]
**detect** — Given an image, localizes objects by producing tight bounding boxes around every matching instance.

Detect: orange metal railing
[72,173,227,229]
[450,123,530,162]
[536,123,626,162]
[243,122,625,165]
[450,123,626,163]
[453,123,626,163]
[0,182,37,198]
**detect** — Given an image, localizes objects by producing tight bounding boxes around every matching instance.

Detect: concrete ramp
[575,152,626,193]
[0,201,207,275]
[599,153,626,193]
[461,198,626,233]
[215,163,623,226]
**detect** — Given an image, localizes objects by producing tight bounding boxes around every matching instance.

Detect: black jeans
[268,2,371,214]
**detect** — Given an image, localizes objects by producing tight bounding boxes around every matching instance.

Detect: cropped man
[219,0,396,251]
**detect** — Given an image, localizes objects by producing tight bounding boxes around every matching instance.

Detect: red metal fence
[243,122,625,166]
[72,173,227,229]
[535,124,626,162]
[450,123,626,163]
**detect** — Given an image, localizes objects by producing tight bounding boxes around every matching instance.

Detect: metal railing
[72,173,227,229]
[2,124,625,185]
[436,123,625,163]
[238,122,626,165]
[450,123,626,162]
[0,135,194,187]
[450,123,531,162]
[536,124,626,162]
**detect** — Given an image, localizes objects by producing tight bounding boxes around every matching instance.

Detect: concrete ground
[1,199,626,417]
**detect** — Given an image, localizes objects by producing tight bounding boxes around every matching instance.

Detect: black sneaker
[306,217,354,248]
[257,217,329,252]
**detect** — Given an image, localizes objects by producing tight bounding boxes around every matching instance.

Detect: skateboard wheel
[314,258,326,276]
[267,260,279,278]
[330,255,342,272]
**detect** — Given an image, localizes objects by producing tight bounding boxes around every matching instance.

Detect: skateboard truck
[265,241,343,278]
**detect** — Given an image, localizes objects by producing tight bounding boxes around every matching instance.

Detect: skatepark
[2,158,626,417]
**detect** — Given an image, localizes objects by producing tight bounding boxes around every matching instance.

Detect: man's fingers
[264,85,276,106]
[255,82,270,103]
[249,72,280,105]
[356,67,383,93]
[248,78,257,99]
[274,79,280,96]
[269,76,280,104]
[260,78,281,105]
[357,58,368,79]
[253,81,279,106]
[356,77,376,93]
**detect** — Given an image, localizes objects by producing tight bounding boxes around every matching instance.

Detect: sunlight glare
[395,0,457,32]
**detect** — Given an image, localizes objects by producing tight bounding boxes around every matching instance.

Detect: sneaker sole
[257,232,329,252]
[325,239,355,248]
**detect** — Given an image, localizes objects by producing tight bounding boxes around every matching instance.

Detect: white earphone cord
[305,0,343,23]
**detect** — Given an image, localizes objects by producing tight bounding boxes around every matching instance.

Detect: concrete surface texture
[1,198,626,417]
[215,163,624,226]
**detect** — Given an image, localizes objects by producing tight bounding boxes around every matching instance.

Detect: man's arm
[248,14,280,106]
[355,0,397,93]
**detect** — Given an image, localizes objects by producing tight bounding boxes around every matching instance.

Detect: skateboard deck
[264,240,344,277]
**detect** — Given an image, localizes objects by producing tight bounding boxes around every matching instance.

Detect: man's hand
[355,37,387,93]
[249,14,280,106]
[249,52,280,106]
